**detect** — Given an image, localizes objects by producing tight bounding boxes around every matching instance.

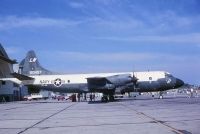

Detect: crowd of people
[55,93,98,102]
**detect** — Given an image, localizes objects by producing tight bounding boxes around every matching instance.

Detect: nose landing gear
[159,91,164,99]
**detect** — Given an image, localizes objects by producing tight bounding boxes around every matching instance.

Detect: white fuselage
[24,71,166,85]
[0,71,182,93]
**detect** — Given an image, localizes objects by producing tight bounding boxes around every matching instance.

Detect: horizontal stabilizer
[11,73,34,80]
[0,55,17,64]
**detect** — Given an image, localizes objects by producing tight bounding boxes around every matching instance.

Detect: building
[0,43,28,102]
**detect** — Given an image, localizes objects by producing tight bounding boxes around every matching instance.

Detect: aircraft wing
[87,77,112,84]
[86,74,135,92]
[11,73,35,80]
[86,77,114,90]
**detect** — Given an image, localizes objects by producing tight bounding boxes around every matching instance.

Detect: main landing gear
[101,93,115,102]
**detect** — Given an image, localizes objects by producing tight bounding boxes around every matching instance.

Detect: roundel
[54,78,62,87]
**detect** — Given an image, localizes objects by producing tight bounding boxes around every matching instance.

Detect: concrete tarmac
[0,96,200,134]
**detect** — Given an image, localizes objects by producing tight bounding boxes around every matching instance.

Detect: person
[190,88,194,98]
[72,94,76,102]
[84,93,87,101]
[2,97,6,103]
[92,93,95,101]
[90,94,92,101]
[77,93,80,102]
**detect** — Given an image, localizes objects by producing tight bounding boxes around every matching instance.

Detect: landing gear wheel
[108,95,114,102]
[159,95,163,99]
[101,95,108,102]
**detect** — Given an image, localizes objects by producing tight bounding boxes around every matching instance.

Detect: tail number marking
[29,58,37,63]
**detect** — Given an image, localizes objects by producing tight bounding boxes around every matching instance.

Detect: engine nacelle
[87,73,137,93]
[107,74,133,87]
[115,83,135,94]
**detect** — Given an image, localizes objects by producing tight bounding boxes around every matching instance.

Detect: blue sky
[0,0,200,84]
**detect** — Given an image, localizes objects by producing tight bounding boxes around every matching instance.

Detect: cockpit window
[165,72,173,77]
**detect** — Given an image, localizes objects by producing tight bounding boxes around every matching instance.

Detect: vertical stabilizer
[19,50,53,75]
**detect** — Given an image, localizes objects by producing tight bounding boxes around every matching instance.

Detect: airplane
[1,50,184,102]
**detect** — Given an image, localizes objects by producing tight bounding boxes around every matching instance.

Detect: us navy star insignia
[54,78,62,87]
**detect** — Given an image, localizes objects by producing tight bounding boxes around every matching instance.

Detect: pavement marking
[117,102,184,134]
[17,103,77,134]
[33,121,156,129]
[0,103,41,111]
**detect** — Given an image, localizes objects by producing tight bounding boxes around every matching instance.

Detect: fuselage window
[165,73,173,77]
[149,77,152,80]
[68,80,70,83]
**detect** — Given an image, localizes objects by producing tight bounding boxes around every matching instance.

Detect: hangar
[0,43,26,102]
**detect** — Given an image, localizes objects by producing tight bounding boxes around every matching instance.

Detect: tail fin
[19,50,53,75]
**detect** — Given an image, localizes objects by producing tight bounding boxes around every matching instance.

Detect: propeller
[131,72,138,91]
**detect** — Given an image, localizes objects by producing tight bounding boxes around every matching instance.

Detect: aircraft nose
[175,78,184,88]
